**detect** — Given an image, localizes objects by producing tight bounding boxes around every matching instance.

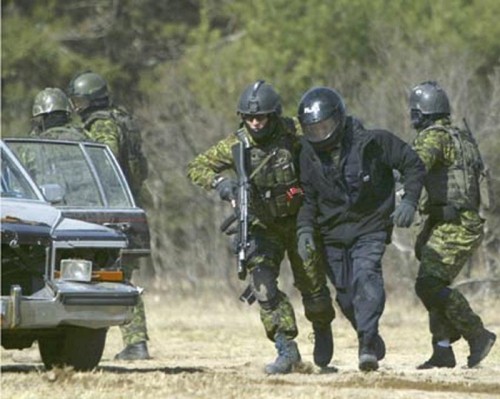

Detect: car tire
[39,326,107,371]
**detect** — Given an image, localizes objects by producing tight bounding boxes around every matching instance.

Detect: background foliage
[2,0,500,297]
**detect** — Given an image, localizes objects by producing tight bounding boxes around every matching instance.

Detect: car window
[1,147,39,199]
[85,146,131,207]
[7,141,133,208]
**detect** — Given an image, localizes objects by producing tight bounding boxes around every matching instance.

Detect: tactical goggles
[241,114,269,122]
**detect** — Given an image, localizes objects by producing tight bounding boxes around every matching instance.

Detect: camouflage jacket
[29,123,88,141]
[187,117,304,221]
[83,107,148,200]
[413,118,483,213]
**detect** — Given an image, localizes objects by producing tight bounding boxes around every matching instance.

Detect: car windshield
[1,147,40,199]
[7,141,133,208]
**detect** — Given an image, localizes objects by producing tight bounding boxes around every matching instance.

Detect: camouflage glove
[297,227,316,263]
[391,199,417,228]
[214,177,238,202]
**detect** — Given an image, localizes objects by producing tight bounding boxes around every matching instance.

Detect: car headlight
[60,259,93,282]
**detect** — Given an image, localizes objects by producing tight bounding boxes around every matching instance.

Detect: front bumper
[1,280,139,330]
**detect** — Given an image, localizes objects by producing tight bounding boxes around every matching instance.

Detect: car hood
[1,198,127,246]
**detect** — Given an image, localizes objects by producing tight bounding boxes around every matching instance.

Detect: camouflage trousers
[247,217,335,342]
[120,265,149,346]
[416,210,485,341]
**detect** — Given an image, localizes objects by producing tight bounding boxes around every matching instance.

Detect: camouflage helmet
[237,80,282,116]
[32,88,72,117]
[409,81,450,115]
[67,71,109,101]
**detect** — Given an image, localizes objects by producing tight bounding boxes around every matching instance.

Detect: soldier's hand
[391,199,417,228]
[297,228,316,262]
[215,178,238,202]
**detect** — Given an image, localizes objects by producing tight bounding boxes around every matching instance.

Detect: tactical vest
[84,107,148,198]
[423,124,483,211]
[235,120,303,220]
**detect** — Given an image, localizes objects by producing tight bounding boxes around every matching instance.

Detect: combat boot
[312,322,333,367]
[417,344,456,369]
[114,341,151,361]
[358,334,385,361]
[467,328,496,368]
[265,334,301,374]
[359,346,379,372]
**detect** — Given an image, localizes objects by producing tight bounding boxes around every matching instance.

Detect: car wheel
[39,327,107,371]
[38,334,64,370]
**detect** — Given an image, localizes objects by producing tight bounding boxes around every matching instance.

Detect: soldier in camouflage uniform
[67,71,151,361]
[30,88,88,140]
[409,81,496,369]
[187,81,335,373]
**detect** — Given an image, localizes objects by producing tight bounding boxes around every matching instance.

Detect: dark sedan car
[1,140,141,371]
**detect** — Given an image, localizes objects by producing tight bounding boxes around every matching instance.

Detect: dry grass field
[1,286,499,399]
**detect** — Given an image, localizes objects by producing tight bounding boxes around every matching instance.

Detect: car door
[5,138,150,259]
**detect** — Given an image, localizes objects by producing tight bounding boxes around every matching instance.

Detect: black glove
[391,199,416,228]
[297,228,316,262]
[215,178,238,202]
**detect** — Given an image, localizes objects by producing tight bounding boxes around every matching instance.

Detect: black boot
[417,344,456,369]
[265,334,301,374]
[359,345,379,372]
[114,341,151,361]
[358,334,385,371]
[467,328,496,368]
[312,322,333,367]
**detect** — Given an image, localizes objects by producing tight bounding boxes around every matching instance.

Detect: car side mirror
[40,183,65,204]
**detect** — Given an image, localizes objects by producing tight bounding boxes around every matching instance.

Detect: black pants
[323,231,387,348]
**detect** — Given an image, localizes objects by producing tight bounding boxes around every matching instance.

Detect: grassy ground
[1,288,499,399]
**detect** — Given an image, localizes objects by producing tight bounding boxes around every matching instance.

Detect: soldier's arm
[87,119,121,157]
[413,128,455,172]
[376,130,426,205]
[186,134,238,190]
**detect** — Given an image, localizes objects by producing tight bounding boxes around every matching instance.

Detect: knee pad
[258,295,282,311]
[251,266,279,307]
[415,276,452,310]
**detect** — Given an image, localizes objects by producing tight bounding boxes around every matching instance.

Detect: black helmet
[32,88,72,117]
[409,81,450,129]
[67,71,109,102]
[237,80,282,116]
[298,87,346,147]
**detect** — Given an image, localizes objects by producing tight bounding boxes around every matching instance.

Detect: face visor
[303,115,339,143]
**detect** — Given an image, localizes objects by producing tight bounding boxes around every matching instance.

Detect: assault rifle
[219,140,255,305]
[232,140,251,281]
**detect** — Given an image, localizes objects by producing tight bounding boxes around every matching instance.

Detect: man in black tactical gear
[187,80,336,373]
[296,87,425,371]
[409,81,496,369]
